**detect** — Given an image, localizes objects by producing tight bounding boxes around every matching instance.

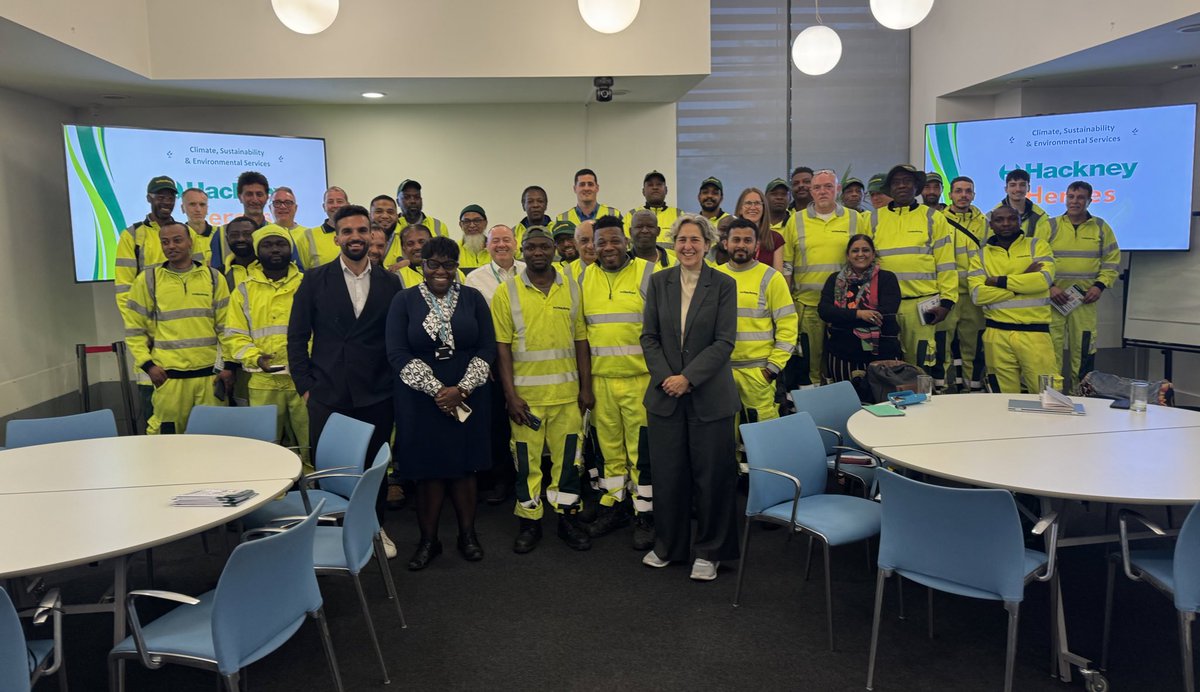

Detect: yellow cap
[252,224,292,251]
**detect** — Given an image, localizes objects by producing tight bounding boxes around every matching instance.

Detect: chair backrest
[876,471,1029,602]
[185,405,278,442]
[1173,504,1200,612]
[5,409,118,448]
[211,499,325,675]
[315,413,375,499]
[791,382,862,454]
[341,444,392,573]
[740,412,829,516]
[0,588,32,692]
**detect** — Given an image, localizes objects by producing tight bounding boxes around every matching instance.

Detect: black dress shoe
[631,513,655,551]
[407,539,442,571]
[458,531,484,561]
[557,515,592,551]
[513,519,542,554]
[586,504,630,538]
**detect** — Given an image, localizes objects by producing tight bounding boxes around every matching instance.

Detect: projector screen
[925,104,1196,251]
[63,125,328,282]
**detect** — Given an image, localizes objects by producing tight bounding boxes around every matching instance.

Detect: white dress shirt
[340,257,371,318]
[463,259,526,304]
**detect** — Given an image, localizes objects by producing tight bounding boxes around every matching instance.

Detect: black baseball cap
[699,176,723,192]
[147,176,177,194]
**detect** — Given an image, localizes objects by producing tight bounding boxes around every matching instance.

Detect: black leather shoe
[513,519,542,554]
[458,531,484,561]
[407,539,442,571]
[632,513,655,551]
[586,504,630,538]
[558,515,592,551]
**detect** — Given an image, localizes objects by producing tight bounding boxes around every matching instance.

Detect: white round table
[0,435,300,644]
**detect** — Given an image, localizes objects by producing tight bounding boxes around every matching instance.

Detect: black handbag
[866,360,926,404]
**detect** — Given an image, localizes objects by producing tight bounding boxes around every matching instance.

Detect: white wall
[0,86,106,416]
[2,0,151,74]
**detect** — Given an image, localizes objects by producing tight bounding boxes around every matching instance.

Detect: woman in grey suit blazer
[640,214,740,581]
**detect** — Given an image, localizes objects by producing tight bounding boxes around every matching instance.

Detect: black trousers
[307,396,394,523]
[648,396,740,563]
[477,382,515,490]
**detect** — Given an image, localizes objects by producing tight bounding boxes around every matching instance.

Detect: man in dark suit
[288,203,403,555]
[640,214,740,581]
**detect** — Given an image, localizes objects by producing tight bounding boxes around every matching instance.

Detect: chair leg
[108,656,125,692]
[927,587,935,640]
[897,576,906,620]
[222,671,239,692]
[1179,610,1195,692]
[312,608,345,692]
[803,535,815,582]
[732,518,753,607]
[58,660,69,692]
[352,574,390,684]
[823,540,835,651]
[374,537,406,626]
[1100,557,1117,671]
[866,568,890,691]
[1003,601,1021,692]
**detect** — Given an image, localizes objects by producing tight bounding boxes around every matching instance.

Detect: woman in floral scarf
[817,234,901,386]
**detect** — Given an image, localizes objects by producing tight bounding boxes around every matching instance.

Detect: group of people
[114,162,1120,579]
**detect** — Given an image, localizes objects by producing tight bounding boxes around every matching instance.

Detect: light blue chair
[1101,504,1200,691]
[108,499,343,691]
[791,382,878,496]
[312,444,405,683]
[185,404,278,442]
[5,409,118,448]
[866,471,1059,692]
[242,413,374,528]
[734,412,882,650]
[0,587,65,691]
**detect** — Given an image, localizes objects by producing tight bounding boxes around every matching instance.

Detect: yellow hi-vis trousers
[512,402,584,520]
[983,328,1056,394]
[934,297,987,391]
[593,374,651,513]
[897,297,937,370]
[249,388,312,474]
[796,305,826,386]
[733,366,779,471]
[147,376,220,434]
[1050,300,1098,391]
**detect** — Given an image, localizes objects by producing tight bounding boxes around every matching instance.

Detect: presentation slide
[63,125,328,282]
[925,104,1196,251]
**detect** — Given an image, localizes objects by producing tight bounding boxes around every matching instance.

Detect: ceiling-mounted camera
[594,76,614,103]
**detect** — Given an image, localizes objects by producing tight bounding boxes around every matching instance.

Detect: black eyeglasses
[424,260,459,272]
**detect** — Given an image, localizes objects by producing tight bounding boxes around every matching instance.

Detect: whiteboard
[1123,214,1200,352]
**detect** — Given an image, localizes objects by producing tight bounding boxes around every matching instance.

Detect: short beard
[463,233,486,254]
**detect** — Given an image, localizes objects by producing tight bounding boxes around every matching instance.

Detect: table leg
[112,554,127,646]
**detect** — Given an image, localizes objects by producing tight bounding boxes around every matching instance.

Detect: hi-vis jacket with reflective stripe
[124,262,229,372]
[993,198,1051,240]
[557,204,623,226]
[513,217,554,258]
[293,224,336,270]
[868,203,957,302]
[968,236,1056,325]
[580,257,655,377]
[381,214,451,268]
[624,205,684,244]
[491,269,586,406]
[790,204,867,307]
[1041,214,1120,291]
[772,210,797,284]
[943,205,990,293]
[716,261,798,373]
[223,263,302,390]
[115,217,207,315]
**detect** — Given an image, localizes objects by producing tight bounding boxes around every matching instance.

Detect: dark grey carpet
[24,496,1190,691]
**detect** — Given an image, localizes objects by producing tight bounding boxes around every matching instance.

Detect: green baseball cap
[147,175,177,194]
[523,226,553,243]
[549,219,576,238]
[396,179,421,196]
[925,171,943,185]
[867,173,887,193]
[843,177,864,190]
[699,176,723,192]
[643,170,666,184]
[765,177,789,192]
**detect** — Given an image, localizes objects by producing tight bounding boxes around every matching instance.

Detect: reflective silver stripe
[774,341,795,354]
[1057,272,1098,280]
[514,372,579,387]
[935,263,955,272]
[1100,263,1119,271]
[738,308,769,318]
[795,282,826,292]
[116,286,131,294]
[1054,250,1101,259]
[1047,217,1059,243]
[155,337,218,349]
[157,307,214,320]
[115,258,138,268]
[1103,243,1119,254]
[736,330,774,341]
[893,272,937,281]
[250,325,289,339]
[849,208,858,234]
[931,235,951,249]
[513,348,574,362]
[305,227,319,269]
[225,327,250,336]
[125,301,151,317]
[586,313,641,324]
[591,345,643,357]
[757,267,775,310]
[731,359,768,369]
[234,344,253,360]
[214,296,229,310]
[238,282,252,330]
[1033,255,1054,264]
[926,206,937,246]
[795,213,807,282]
[567,271,581,326]
[772,304,796,319]
[639,261,654,299]
[1040,271,1053,286]
[801,263,841,272]
[876,246,932,257]
[971,286,980,303]
[967,269,986,277]
[985,297,1049,310]
[506,280,526,350]
[124,328,144,337]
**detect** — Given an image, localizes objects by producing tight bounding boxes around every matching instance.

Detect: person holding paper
[386,236,496,570]
[968,206,1057,393]
[1043,180,1121,390]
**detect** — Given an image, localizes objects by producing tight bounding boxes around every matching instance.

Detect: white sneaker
[379,529,397,559]
[642,550,669,568]
[690,558,719,581]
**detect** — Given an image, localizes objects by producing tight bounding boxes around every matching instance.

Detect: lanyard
[428,290,454,343]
